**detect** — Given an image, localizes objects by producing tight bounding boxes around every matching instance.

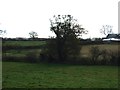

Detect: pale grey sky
[0,0,119,38]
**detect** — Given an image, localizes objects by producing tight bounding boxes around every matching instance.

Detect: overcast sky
[0,0,119,38]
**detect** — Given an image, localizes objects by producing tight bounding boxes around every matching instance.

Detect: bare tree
[29,31,38,39]
[0,30,6,37]
[100,25,113,35]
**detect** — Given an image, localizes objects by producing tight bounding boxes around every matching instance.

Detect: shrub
[39,53,53,63]
[2,54,26,62]
[42,15,87,63]
[100,49,109,65]
[26,51,38,63]
[108,50,119,65]
[89,46,102,64]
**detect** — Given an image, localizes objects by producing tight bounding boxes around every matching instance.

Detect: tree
[29,31,38,39]
[42,15,87,62]
[0,30,6,36]
[100,25,113,36]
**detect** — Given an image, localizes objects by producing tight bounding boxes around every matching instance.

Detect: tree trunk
[56,37,64,62]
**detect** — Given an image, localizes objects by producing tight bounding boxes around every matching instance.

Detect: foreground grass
[2,62,118,88]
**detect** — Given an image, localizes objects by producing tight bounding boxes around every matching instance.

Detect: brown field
[80,44,119,57]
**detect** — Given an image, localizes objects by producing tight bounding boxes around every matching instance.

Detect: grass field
[3,41,120,58]
[3,41,46,46]
[2,62,118,88]
[2,41,119,88]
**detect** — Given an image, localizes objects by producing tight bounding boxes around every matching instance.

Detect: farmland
[2,40,120,88]
[3,41,46,47]
[2,62,118,88]
[80,44,119,57]
[2,41,120,63]
[3,41,119,57]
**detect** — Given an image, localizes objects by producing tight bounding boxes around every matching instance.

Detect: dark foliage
[2,54,26,62]
[41,15,87,63]
[89,46,102,64]
[2,45,44,51]
[108,50,119,65]
[26,51,38,63]
[89,46,119,65]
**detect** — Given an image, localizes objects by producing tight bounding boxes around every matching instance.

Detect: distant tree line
[2,37,49,41]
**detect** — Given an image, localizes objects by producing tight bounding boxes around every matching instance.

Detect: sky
[0,0,119,38]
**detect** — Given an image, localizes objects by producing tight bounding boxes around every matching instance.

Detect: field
[3,41,46,46]
[2,41,45,62]
[2,62,118,88]
[80,44,119,57]
[2,41,119,88]
[3,41,120,59]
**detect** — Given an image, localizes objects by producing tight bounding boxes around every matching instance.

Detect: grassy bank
[2,62,118,88]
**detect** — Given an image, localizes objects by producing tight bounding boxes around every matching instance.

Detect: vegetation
[100,25,113,35]
[3,62,118,88]
[2,41,46,52]
[0,30,6,36]
[89,46,119,65]
[29,31,38,39]
[2,40,120,65]
[42,15,87,62]
[1,15,119,89]
[89,46,102,64]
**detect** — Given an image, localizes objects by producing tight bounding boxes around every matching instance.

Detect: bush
[3,51,40,63]
[108,50,119,65]
[26,51,38,63]
[39,53,54,63]
[2,54,26,62]
[89,46,102,64]
[100,49,110,65]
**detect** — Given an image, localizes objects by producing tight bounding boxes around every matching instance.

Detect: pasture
[2,62,118,88]
[3,41,46,46]
[2,41,120,64]
[3,41,119,58]
[2,41,119,88]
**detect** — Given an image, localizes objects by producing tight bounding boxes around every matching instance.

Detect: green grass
[2,62,118,88]
[3,41,46,47]
[4,49,41,57]
[2,41,119,88]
